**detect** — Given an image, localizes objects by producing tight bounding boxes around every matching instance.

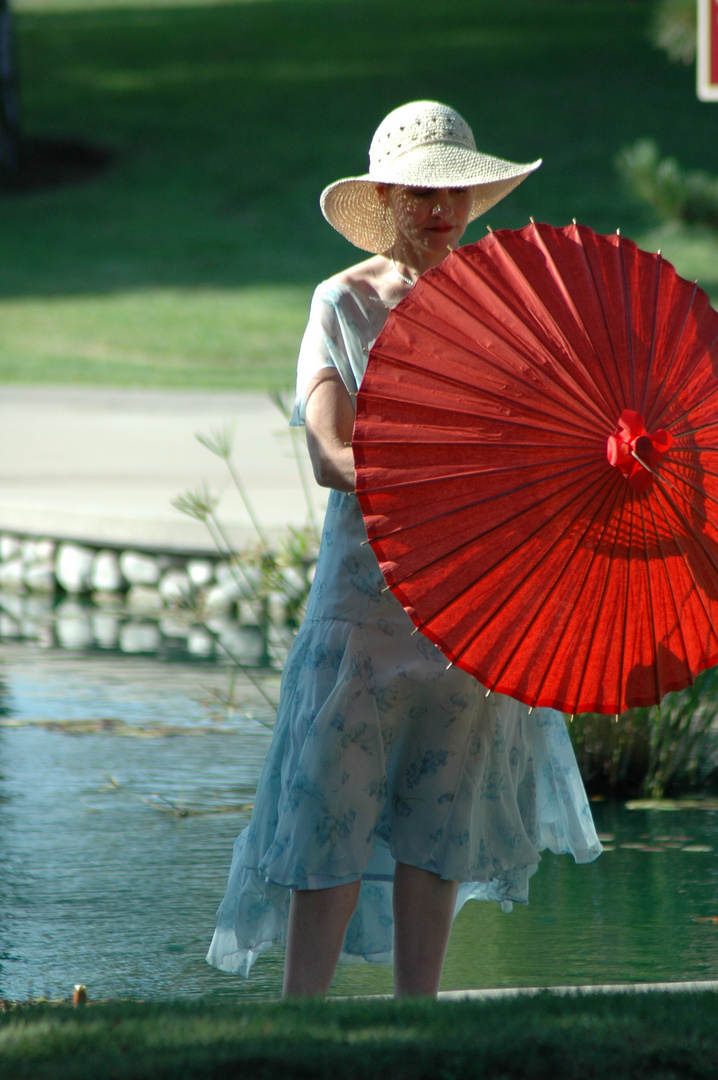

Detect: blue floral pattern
[207,282,602,978]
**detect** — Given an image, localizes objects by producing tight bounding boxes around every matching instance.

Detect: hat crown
[368,101,476,172]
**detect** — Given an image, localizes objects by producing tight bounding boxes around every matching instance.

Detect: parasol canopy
[353,222,718,716]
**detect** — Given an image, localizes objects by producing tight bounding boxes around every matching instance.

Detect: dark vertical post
[0,0,19,182]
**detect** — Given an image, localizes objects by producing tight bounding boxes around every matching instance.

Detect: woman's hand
[304,369,356,493]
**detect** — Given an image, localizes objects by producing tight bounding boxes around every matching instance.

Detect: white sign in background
[698,0,718,101]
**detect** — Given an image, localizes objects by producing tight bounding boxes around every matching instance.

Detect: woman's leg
[393,861,459,998]
[282,879,361,998]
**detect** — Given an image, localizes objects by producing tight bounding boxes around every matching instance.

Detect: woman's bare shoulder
[327,256,404,303]
[329,256,390,294]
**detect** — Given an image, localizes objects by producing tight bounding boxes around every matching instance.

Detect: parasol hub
[606,409,673,492]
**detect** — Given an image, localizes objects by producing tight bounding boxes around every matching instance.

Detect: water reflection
[444,802,718,992]
[0,644,716,1002]
[0,674,11,717]
[0,590,272,667]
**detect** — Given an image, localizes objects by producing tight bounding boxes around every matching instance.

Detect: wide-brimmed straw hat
[320,100,542,254]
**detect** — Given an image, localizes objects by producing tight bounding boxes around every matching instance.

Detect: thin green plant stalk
[171,486,285,703]
[174,405,321,726]
[197,426,271,551]
[203,512,269,632]
[171,483,290,662]
[198,617,279,714]
[201,668,276,730]
[205,510,296,655]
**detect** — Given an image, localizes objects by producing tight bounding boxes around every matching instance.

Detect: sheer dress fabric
[206,282,602,977]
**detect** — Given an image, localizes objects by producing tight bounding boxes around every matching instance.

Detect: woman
[207,101,602,999]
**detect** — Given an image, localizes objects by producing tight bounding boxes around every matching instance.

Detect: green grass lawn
[1,989,717,1079]
[1,0,717,390]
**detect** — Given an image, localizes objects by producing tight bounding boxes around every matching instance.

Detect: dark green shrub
[649,0,697,65]
[570,666,718,798]
[615,138,718,230]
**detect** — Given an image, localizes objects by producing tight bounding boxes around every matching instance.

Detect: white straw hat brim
[320,144,542,254]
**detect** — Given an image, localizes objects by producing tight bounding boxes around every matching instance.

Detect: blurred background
[1,0,718,1005]
[0,0,716,395]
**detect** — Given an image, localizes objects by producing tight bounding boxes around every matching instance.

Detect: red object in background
[353,223,718,717]
[698,0,718,100]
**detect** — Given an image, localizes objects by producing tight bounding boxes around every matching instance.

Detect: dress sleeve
[290,283,365,428]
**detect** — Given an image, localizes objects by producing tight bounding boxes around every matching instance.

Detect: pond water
[1,642,717,1003]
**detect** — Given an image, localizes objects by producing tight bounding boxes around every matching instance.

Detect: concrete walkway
[0,387,326,553]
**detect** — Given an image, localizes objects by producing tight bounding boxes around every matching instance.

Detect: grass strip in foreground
[1,988,717,1079]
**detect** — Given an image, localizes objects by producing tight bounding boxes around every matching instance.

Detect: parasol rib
[618,233,637,408]
[643,494,696,688]
[362,457,607,548]
[642,483,718,683]
[476,474,628,712]
[424,260,613,419]
[657,459,718,518]
[647,326,718,434]
[358,370,606,442]
[525,222,629,421]
[377,302,613,436]
[356,453,599,500]
[571,226,625,417]
[653,479,718,579]
[643,279,700,431]
[387,463,617,658]
[639,254,664,419]
[635,483,661,706]
[384,463,613,613]
[445,241,620,425]
[568,483,635,715]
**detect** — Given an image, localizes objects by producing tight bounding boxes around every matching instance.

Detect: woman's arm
[304,368,356,493]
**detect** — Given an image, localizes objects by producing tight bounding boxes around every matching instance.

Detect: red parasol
[353,222,718,716]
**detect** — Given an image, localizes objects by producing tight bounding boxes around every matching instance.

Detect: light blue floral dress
[207,281,602,978]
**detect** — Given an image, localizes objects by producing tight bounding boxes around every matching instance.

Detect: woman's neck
[388,241,456,286]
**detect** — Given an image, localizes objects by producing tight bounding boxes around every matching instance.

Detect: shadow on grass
[1,989,717,1079]
[0,136,113,192]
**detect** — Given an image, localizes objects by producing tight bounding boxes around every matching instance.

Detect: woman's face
[381,185,474,263]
